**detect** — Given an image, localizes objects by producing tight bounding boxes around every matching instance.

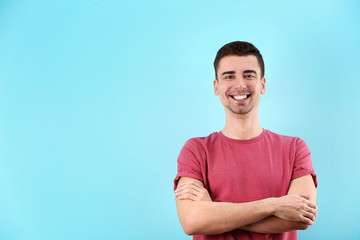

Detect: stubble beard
[225,88,256,115]
[227,103,254,115]
[226,94,255,115]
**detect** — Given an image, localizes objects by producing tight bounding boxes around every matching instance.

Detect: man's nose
[235,77,246,89]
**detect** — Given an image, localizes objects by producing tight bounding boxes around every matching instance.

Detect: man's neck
[222,109,263,140]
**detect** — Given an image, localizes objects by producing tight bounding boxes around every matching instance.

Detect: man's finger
[302,210,315,222]
[299,193,310,199]
[300,215,314,225]
[175,188,198,197]
[307,201,317,210]
[176,182,205,194]
[175,183,196,192]
[305,205,317,217]
[177,192,197,200]
[183,181,205,189]
[189,182,207,192]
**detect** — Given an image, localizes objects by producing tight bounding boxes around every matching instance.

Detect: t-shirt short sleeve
[173,140,204,190]
[292,137,318,187]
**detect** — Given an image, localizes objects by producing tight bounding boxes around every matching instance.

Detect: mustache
[227,89,252,95]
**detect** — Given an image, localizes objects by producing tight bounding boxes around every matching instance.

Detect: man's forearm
[175,176,317,236]
[241,216,309,234]
[241,174,318,234]
[176,197,275,235]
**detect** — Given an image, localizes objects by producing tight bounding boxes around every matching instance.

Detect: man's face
[213,55,266,115]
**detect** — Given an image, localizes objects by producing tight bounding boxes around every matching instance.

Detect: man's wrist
[264,197,277,216]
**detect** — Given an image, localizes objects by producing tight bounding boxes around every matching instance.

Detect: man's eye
[245,75,255,78]
[225,76,233,79]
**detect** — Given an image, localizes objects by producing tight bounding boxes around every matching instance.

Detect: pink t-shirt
[174,129,317,240]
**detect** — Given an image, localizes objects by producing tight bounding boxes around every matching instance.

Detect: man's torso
[175,129,316,240]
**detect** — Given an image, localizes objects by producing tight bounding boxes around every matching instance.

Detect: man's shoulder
[185,132,220,146]
[265,129,305,145]
[177,132,220,164]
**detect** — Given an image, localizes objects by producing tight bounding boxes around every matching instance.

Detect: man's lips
[228,93,252,101]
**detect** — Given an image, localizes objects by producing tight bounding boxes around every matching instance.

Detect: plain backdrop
[0,0,359,239]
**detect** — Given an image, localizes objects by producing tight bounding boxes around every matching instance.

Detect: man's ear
[213,79,219,96]
[260,77,266,94]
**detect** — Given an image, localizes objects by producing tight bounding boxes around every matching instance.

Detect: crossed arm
[174,174,317,235]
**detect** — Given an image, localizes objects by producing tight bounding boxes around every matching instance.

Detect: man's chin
[227,106,253,115]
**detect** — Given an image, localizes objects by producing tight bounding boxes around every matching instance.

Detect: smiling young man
[174,41,318,240]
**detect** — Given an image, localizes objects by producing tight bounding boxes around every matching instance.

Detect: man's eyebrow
[221,71,235,76]
[243,70,257,75]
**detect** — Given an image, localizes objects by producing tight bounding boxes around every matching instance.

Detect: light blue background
[0,0,359,239]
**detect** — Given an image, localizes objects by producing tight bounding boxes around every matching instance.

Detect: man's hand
[273,194,318,225]
[175,175,317,235]
[175,181,212,202]
[175,178,317,225]
[175,177,281,235]
[241,174,318,234]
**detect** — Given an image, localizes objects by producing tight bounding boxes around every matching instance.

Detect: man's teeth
[234,95,247,100]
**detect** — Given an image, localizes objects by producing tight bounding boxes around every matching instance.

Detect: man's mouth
[230,93,251,101]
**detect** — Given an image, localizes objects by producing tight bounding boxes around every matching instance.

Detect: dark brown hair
[214,41,265,80]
